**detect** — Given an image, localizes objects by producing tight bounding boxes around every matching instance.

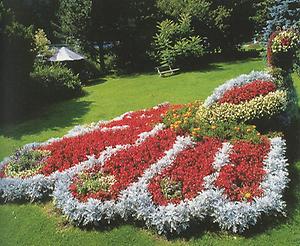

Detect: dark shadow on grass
[83,78,107,87]
[115,63,224,79]
[0,196,52,205]
[0,98,92,140]
[184,63,224,73]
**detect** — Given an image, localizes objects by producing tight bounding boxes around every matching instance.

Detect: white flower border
[210,137,289,233]
[0,103,169,202]
[204,71,274,107]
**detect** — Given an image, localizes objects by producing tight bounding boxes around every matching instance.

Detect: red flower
[70,128,178,202]
[148,137,223,206]
[215,138,270,202]
[281,37,290,47]
[218,80,276,105]
[38,105,170,176]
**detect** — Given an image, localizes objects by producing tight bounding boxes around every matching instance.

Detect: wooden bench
[155,64,180,77]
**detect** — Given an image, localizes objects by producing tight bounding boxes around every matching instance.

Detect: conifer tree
[264,0,300,40]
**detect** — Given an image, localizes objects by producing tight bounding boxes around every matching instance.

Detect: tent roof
[49,47,85,62]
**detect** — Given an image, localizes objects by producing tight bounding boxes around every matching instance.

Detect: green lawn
[1,58,300,246]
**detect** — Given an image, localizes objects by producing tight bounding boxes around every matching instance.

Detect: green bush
[295,48,300,77]
[30,63,82,101]
[66,59,101,82]
[153,14,205,67]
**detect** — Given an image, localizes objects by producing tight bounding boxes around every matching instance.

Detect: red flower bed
[38,106,169,176]
[148,137,223,206]
[215,138,270,202]
[69,128,178,202]
[103,105,170,128]
[218,80,276,105]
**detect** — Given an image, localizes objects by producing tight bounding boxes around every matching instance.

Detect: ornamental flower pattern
[0,69,293,234]
[69,128,178,202]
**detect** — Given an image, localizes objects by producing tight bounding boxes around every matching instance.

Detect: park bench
[155,64,180,77]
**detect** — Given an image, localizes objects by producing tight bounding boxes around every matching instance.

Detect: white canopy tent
[49,47,85,62]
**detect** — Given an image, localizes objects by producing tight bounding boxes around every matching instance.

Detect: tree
[264,0,300,40]
[251,0,275,35]
[54,0,92,52]
[0,2,35,121]
[156,0,211,21]
[153,14,205,66]
[90,0,159,72]
[2,0,58,39]
[157,0,258,53]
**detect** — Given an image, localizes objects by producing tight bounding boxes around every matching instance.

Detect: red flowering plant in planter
[267,29,299,71]
[69,128,178,202]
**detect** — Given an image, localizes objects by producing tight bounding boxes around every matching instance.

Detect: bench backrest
[156,64,172,71]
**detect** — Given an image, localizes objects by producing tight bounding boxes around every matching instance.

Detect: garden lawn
[0,58,300,245]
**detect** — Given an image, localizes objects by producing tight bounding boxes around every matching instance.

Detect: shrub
[32,28,54,59]
[66,59,101,82]
[30,63,82,101]
[153,14,205,66]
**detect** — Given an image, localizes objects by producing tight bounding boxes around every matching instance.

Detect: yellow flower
[211,125,217,130]
[246,128,252,133]
[244,192,251,199]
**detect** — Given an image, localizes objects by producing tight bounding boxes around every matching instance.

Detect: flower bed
[197,89,288,124]
[0,104,170,201]
[148,137,223,206]
[116,136,287,234]
[69,128,178,202]
[215,138,270,202]
[0,70,291,234]
[53,134,194,226]
[204,71,274,107]
[218,80,276,105]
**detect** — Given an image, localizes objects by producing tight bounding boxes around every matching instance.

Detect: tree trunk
[98,41,106,71]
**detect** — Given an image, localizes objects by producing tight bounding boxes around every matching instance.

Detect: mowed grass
[0,58,300,246]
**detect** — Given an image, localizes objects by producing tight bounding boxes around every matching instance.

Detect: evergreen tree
[264,0,300,40]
